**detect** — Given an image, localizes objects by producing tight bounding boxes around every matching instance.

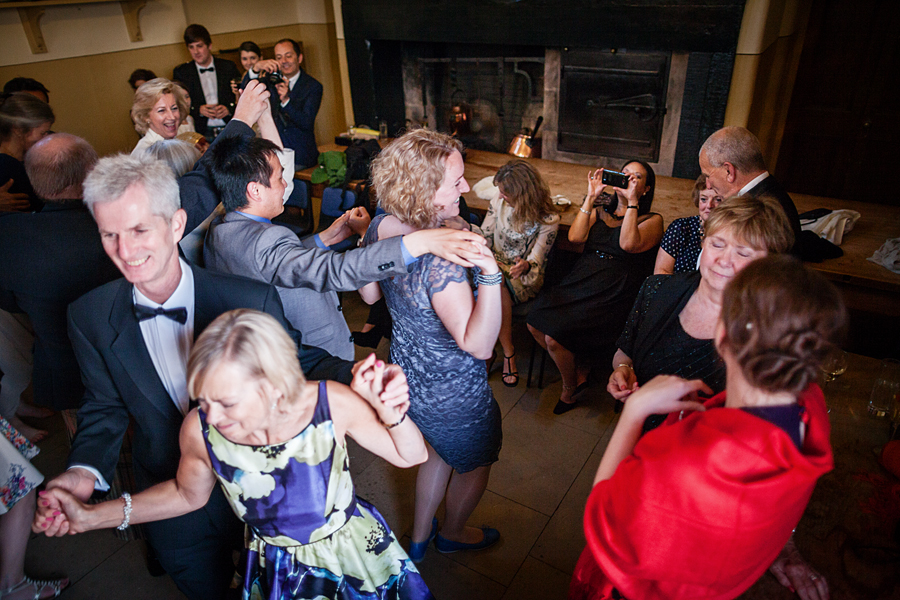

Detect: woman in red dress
[570,254,845,600]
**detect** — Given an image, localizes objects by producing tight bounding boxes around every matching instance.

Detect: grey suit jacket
[203,212,409,359]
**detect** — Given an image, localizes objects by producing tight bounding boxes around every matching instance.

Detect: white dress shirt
[197,61,226,127]
[739,171,770,196]
[280,71,301,108]
[71,259,195,491]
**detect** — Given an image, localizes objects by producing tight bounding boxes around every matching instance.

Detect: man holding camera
[249,38,322,169]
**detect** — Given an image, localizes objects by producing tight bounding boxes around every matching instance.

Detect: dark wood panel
[341,0,745,53]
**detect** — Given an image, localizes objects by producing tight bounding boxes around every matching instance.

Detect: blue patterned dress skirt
[363,216,502,474]
[199,381,432,600]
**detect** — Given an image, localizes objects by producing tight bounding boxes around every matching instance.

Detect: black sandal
[502,354,519,387]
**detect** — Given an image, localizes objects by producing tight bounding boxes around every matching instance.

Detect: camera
[261,70,285,86]
[601,170,631,190]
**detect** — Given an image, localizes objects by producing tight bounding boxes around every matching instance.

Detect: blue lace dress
[199,381,432,600]
[362,215,502,473]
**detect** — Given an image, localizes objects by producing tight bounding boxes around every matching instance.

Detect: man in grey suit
[204,133,488,360]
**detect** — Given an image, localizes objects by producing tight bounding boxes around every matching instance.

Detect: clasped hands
[351,353,410,426]
[199,104,230,120]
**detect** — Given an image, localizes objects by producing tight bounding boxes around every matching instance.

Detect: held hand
[769,539,830,600]
[467,243,500,275]
[34,488,92,536]
[379,363,410,408]
[351,355,409,424]
[620,375,711,423]
[508,257,530,280]
[232,80,271,127]
[0,179,30,212]
[587,169,605,200]
[346,207,371,237]
[318,212,352,247]
[405,228,488,268]
[607,365,639,401]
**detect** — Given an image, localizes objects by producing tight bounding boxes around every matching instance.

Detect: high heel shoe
[502,353,519,387]
[408,517,438,563]
[553,382,588,415]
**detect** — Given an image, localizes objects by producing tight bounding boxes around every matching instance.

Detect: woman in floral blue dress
[37,309,431,600]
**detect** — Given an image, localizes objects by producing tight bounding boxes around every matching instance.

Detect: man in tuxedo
[252,39,322,169]
[33,151,358,599]
[0,134,119,416]
[173,24,241,140]
[698,126,804,255]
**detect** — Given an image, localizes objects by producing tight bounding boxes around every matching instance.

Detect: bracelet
[626,205,639,210]
[474,272,503,286]
[117,492,132,531]
[616,363,634,371]
[384,413,406,429]
[579,207,592,215]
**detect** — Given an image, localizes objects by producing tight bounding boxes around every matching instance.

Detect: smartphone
[601,170,631,189]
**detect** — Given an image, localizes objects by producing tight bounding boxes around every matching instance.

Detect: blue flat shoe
[434,527,500,554]
[408,517,438,563]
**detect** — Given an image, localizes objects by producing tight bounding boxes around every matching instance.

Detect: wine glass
[820,349,848,388]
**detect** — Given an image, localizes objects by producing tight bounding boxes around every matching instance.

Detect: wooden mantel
[0,0,147,54]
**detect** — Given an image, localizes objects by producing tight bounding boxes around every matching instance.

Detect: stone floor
[20,291,829,599]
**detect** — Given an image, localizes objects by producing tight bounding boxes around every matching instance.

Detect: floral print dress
[200,381,431,600]
[0,417,43,514]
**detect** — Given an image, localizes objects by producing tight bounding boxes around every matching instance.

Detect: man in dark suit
[251,38,322,169]
[172,24,241,140]
[33,151,356,599]
[0,134,119,415]
[698,126,805,255]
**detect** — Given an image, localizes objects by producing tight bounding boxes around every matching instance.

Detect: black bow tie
[199,66,214,73]
[134,304,188,325]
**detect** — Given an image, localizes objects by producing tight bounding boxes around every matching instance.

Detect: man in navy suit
[173,24,241,140]
[252,38,322,169]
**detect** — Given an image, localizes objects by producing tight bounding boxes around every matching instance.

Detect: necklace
[609,213,624,221]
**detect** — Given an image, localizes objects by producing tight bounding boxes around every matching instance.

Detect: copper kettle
[508,116,543,158]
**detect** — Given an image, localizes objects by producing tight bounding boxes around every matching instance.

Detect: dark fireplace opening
[402,43,545,154]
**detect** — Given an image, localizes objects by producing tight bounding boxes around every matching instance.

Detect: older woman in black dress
[608,195,794,428]
[527,161,663,413]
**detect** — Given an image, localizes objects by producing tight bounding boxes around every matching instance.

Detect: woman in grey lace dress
[361,129,503,563]
[481,160,560,386]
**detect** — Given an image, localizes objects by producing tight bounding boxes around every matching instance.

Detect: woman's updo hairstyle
[720,255,847,395]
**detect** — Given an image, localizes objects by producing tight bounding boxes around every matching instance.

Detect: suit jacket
[276,69,323,168]
[173,57,241,137]
[0,203,120,409]
[66,264,351,488]
[744,174,803,255]
[204,212,409,361]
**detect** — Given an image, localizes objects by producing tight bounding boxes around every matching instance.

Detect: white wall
[0,0,329,67]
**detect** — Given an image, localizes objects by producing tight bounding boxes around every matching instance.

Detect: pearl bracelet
[117,492,132,531]
[384,413,407,429]
[474,272,503,286]
[579,207,592,215]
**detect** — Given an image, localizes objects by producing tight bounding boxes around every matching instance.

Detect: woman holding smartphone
[527,161,663,413]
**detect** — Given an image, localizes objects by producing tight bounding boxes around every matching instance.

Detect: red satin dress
[569,385,833,600]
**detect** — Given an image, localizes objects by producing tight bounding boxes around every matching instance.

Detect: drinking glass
[820,349,848,388]
[868,358,900,419]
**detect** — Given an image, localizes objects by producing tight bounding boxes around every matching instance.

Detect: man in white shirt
[173,24,241,140]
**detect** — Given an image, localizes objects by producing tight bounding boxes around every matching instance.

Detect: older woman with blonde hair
[482,159,561,386]
[35,308,433,600]
[130,78,190,157]
[610,195,794,430]
[362,128,503,562]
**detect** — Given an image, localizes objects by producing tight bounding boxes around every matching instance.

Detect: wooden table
[742,353,900,599]
[298,146,900,316]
